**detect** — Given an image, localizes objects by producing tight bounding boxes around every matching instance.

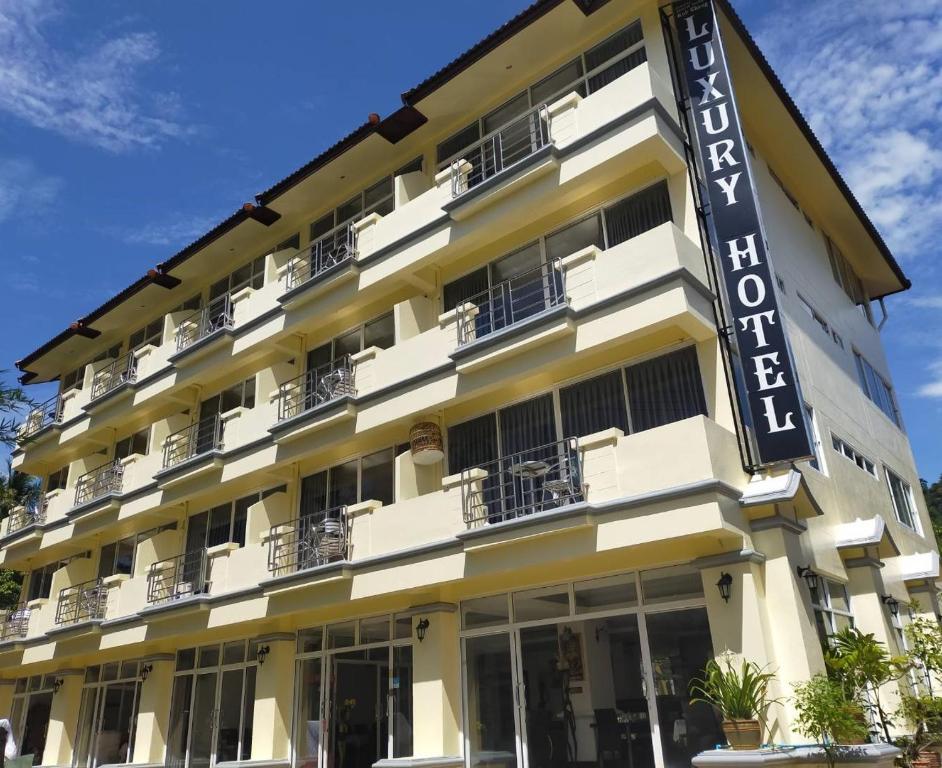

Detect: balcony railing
[268,506,349,576]
[147,549,209,604]
[451,104,551,197]
[175,294,234,352]
[19,395,62,439]
[90,352,138,400]
[74,460,124,506]
[457,259,566,346]
[277,355,355,422]
[0,604,30,640]
[285,222,358,291]
[6,497,47,535]
[460,437,584,526]
[55,578,107,625]
[162,414,225,469]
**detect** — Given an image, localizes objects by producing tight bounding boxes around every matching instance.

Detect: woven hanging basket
[410,422,444,465]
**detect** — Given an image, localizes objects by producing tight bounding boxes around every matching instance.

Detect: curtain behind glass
[626,347,707,432]
[499,395,556,456]
[447,414,499,474]
[300,471,328,520]
[604,181,672,247]
[560,371,629,438]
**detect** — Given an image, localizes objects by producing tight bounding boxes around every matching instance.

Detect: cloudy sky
[0,0,940,479]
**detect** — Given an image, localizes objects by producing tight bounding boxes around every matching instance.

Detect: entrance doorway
[461,570,723,768]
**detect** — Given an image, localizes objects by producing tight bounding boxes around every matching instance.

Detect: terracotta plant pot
[913,750,942,768]
[722,719,763,750]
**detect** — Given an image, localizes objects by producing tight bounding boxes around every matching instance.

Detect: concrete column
[411,607,461,758]
[132,655,175,764]
[41,669,84,766]
[845,560,903,736]
[0,679,14,722]
[252,634,295,761]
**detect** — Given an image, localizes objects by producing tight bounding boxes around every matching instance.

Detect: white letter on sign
[724,234,761,271]
[737,274,766,308]
[738,310,776,348]
[714,173,742,206]
[753,352,786,391]
[684,15,711,41]
[761,395,796,433]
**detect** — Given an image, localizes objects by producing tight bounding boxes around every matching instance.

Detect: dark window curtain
[206,504,233,548]
[604,181,672,247]
[447,414,498,474]
[560,371,629,438]
[626,347,707,432]
[499,395,556,456]
[300,471,328,520]
[185,511,209,553]
[587,48,647,93]
[329,460,358,508]
[233,496,253,547]
[444,268,489,313]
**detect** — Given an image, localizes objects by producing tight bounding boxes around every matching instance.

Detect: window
[172,293,202,313]
[9,676,54,764]
[46,465,69,493]
[306,312,395,369]
[830,433,877,478]
[27,562,62,601]
[115,427,150,460]
[188,486,286,551]
[300,449,396,512]
[810,578,854,647]
[768,166,800,211]
[200,376,257,420]
[443,181,672,313]
[825,235,874,324]
[308,174,395,243]
[448,346,706,471]
[436,21,645,167]
[276,233,300,252]
[804,404,825,473]
[798,294,829,335]
[60,344,123,394]
[74,662,141,768]
[854,351,901,427]
[886,468,918,530]
[210,255,266,304]
[97,537,135,579]
[832,330,845,349]
[128,318,164,351]
[168,642,257,768]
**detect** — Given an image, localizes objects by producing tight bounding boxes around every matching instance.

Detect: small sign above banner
[673,0,813,466]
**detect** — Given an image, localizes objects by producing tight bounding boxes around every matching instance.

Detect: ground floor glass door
[463,632,521,768]
[328,650,389,768]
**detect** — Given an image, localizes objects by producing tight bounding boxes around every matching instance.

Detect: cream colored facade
[1,3,936,768]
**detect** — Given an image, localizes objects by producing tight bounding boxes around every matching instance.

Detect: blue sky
[1,0,940,481]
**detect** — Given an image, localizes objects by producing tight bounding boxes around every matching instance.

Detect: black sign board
[674,0,812,465]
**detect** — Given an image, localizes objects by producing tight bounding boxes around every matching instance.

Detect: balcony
[175,294,234,353]
[6,498,47,535]
[162,414,225,470]
[459,438,584,526]
[89,351,138,401]
[449,104,551,197]
[284,221,357,292]
[0,604,30,641]
[456,259,566,347]
[276,355,356,422]
[267,506,350,577]
[18,394,62,440]
[55,577,107,625]
[146,549,209,604]
[73,460,124,506]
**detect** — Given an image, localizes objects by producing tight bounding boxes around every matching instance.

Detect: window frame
[830,433,877,478]
[810,578,854,646]
[853,350,901,427]
[885,466,919,532]
[803,404,826,474]
[299,448,398,512]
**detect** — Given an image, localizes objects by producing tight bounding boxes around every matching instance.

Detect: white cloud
[753,0,942,262]
[0,155,61,222]
[919,361,942,398]
[107,214,222,247]
[0,0,191,151]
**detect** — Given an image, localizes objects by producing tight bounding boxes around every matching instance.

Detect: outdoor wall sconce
[415,618,430,642]
[140,664,153,682]
[256,645,271,665]
[882,595,900,617]
[796,566,819,592]
[716,572,733,603]
[52,678,64,695]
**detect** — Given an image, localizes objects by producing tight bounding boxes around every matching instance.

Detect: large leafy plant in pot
[690,654,777,750]
[792,674,869,768]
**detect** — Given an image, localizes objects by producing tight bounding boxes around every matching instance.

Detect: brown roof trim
[400,0,567,106]
[714,0,910,296]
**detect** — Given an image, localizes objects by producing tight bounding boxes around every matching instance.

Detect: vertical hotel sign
[674,0,812,465]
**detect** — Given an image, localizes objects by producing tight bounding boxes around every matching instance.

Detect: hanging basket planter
[410,422,444,465]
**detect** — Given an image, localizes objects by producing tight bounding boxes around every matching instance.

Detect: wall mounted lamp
[716,572,733,603]
[256,645,271,665]
[415,618,430,642]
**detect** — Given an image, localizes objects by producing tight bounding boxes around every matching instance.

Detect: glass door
[463,632,521,768]
[189,671,218,768]
[327,649,389,768]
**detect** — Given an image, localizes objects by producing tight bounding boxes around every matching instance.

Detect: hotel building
[2,2,937,768]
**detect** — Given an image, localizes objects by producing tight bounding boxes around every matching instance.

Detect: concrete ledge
[167,326,235,366]
[691,744,900,768]
[216,761,290,768]
[278,259,359,308]
[374,759,463,768]
[268,398,355,443]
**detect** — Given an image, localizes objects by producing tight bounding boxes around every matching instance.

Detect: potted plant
[792,673,869,768]
[826,627,904,743]
[897,694,942,768]
[689,654,777,750]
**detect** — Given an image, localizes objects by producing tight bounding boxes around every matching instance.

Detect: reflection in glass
[296,658,323,768]
[645,608,723,768]
[465,633,517,768]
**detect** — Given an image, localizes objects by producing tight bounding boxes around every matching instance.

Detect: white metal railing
[285,221,358,291]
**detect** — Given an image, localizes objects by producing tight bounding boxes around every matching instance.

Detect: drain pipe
[877,297,890,330]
